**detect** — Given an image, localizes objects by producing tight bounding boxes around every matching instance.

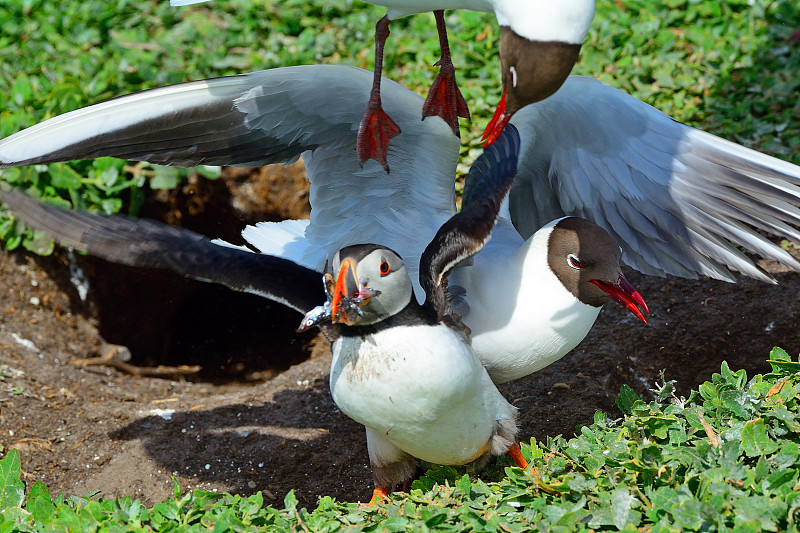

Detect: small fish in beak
[293,258,378,327]
[297,272,337,332]
[297,301,333,332]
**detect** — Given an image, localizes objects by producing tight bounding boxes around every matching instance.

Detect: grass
[2,349,800,531]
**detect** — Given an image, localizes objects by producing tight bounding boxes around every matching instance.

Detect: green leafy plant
[0,449,24,511]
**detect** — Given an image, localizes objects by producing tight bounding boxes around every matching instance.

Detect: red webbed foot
[357,103,402,172]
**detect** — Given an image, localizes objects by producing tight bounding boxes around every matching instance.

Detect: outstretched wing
[0,64,460,287]
[420,125,521,318]
[509,75,800,282]
[1,190,325,317]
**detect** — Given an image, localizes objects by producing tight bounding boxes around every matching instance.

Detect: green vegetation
[1,0,799,251]
[2,349,800,531]
[1,3,799,530]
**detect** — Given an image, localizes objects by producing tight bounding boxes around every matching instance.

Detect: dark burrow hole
[31,168,320,382]
[78,258,318,382]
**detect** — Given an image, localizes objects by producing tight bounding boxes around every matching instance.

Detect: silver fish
[297,301,332,332]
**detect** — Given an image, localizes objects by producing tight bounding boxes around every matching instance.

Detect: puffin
[0,126,528,502]
[169,0,595,170]
[3,64,800,380]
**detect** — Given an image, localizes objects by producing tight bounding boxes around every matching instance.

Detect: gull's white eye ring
[567,253,583,269]
[509,66,518,88]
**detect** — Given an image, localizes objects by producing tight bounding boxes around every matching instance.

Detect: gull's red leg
[357,14,401,173]
[421,10,470,136]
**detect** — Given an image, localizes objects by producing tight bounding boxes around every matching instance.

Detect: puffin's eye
[567,254,583,270]
[379,259,391,276]
[509,65,518,88]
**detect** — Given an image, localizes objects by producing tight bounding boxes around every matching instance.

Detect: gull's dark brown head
[482,29,583,145]
[500,29,583,116]
[547,217,649,323]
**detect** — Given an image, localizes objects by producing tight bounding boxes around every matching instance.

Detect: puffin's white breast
[330,324,514,465]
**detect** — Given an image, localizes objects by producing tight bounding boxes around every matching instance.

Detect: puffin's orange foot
[357,103,401,172]
[368,486,389,505]
[509,443,560,495]
[508,442,528,469]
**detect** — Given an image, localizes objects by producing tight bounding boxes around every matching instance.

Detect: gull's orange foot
[421,10,470,136]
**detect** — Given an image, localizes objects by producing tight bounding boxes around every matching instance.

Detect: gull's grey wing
[1,190,325,316]
[510,75,800,282]
[0,64,460,287]
[420,125,521,318]
[0,65,445,170]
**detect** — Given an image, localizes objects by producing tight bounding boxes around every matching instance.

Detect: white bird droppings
[150,408,175,421]
[10,333,39,352]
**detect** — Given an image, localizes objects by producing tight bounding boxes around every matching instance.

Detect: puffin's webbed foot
[367,478,412,505]
[368,487,389,505]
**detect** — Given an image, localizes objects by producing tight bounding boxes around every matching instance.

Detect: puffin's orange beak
[330,258,358,324]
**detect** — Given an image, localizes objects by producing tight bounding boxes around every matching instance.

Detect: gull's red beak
[589,275,650,324]
[481,90,512,146]
[331,258,359,324]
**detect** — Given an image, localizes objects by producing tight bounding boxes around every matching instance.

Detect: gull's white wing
[0,64,460,284]
[509,75,800,282]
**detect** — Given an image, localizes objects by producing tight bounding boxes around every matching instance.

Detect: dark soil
[1,162,798,507]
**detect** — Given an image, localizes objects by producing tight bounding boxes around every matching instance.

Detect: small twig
[529,465,560,496]
[697,413,720,450]
[12,437,54,452]
[71,345,201,378]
